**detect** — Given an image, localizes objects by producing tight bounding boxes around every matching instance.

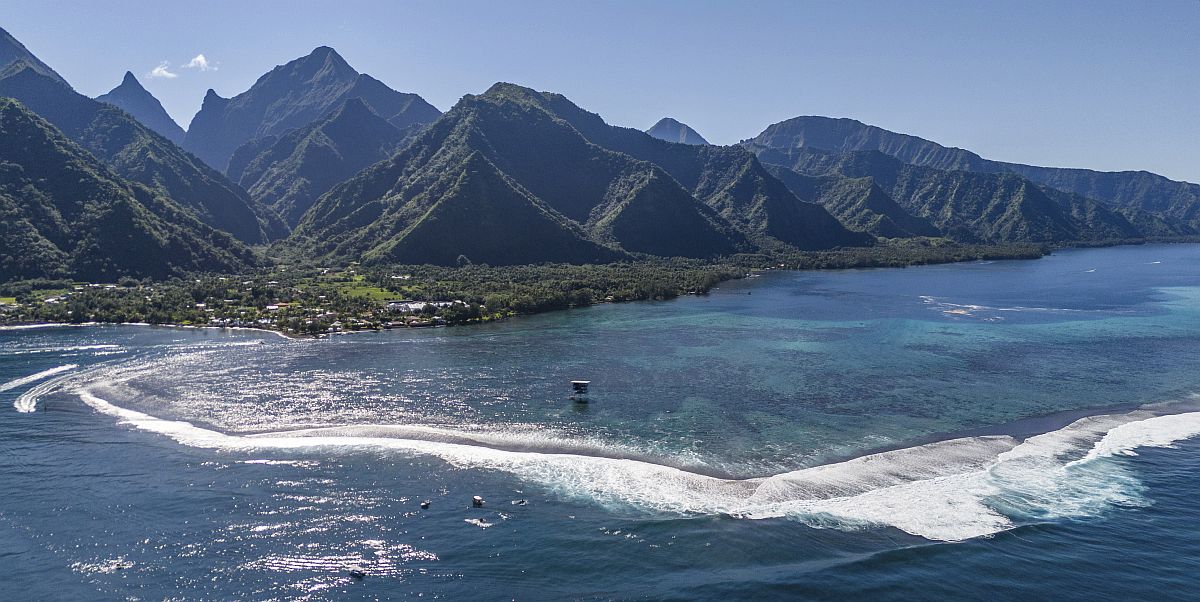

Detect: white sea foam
[71,382,1200,542]
[0,364,78,393]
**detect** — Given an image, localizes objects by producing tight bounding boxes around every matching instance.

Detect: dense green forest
[0,98,256,282]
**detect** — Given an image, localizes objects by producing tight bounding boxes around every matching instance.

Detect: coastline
[0,321,297,341]
[7,240,1200,549]
[4,239,1197,339]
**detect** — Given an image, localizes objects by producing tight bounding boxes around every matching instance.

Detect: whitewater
[14,361,1198,543]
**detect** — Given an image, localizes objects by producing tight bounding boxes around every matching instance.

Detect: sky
[5,0,1198,182]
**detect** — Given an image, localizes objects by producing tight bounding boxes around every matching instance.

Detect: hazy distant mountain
[747,116,1200,230]
[96,71,185,144]
[0,98,255,282]
[754,145,1145,243]
[183,46,440,172]
[235,98,407,228]
[289,83,763,266]
[0,62,284,243]
[646,117,709,145]
[0,26,68,87]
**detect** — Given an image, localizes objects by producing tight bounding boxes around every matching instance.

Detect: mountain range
[0,25,1197,282]
[751,145,1146,243]
[0,57,283,244]
[746,116,1200,232]
[289,83,752,265]
[0,97,254,281]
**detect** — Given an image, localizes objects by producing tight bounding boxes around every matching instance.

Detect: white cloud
[148,61,178,79]
[184,54,216,71]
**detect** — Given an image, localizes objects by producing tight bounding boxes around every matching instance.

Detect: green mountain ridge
[234,98,407,228]
[752,146,1144,243]
[289,84,757,265]
[0,98,254,281]
[364,151,623,266]
[747,115,1200,230]
[0,62,284,244]
[478,83,872,250]
[763,166,940,238]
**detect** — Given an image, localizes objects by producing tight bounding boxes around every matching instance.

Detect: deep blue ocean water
[2,243,1200,600]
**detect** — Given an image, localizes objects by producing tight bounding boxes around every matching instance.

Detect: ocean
[3,243,1199,600]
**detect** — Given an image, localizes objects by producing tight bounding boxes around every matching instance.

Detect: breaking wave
[52,376,1200,542]
[13,352,1200,542]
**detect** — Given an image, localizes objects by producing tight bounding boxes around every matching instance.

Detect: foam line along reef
[70,380,1200,542]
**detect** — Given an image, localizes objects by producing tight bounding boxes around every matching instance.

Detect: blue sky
[5,0,1198,181]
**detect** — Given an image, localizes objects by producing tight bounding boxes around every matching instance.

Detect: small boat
[570,380,590,402]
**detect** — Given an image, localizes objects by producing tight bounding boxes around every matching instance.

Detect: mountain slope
[183,46,440,172]
[755,146,1142,243]
[646,117,710,145]
[0,26,68,86]
[364,151,623,265]
[764,166,940,238]
[0,98,254,282]
[0,62,283,243]
[95,71,185,144]
[290,84,753,265]
[747,115,1200,230]
[234,98,406,228]
[479,83,871,250]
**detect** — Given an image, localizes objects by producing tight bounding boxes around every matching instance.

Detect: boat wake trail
[3,364,78,399]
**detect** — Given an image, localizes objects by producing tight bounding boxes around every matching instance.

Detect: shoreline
[4,239,1197,339]
[0,321,297,341]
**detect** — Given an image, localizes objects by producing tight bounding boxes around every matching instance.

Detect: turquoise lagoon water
[2,243,1200,599]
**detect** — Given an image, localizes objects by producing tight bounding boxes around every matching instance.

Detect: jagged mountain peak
[96,69,186,144]
[273,45,356,84]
